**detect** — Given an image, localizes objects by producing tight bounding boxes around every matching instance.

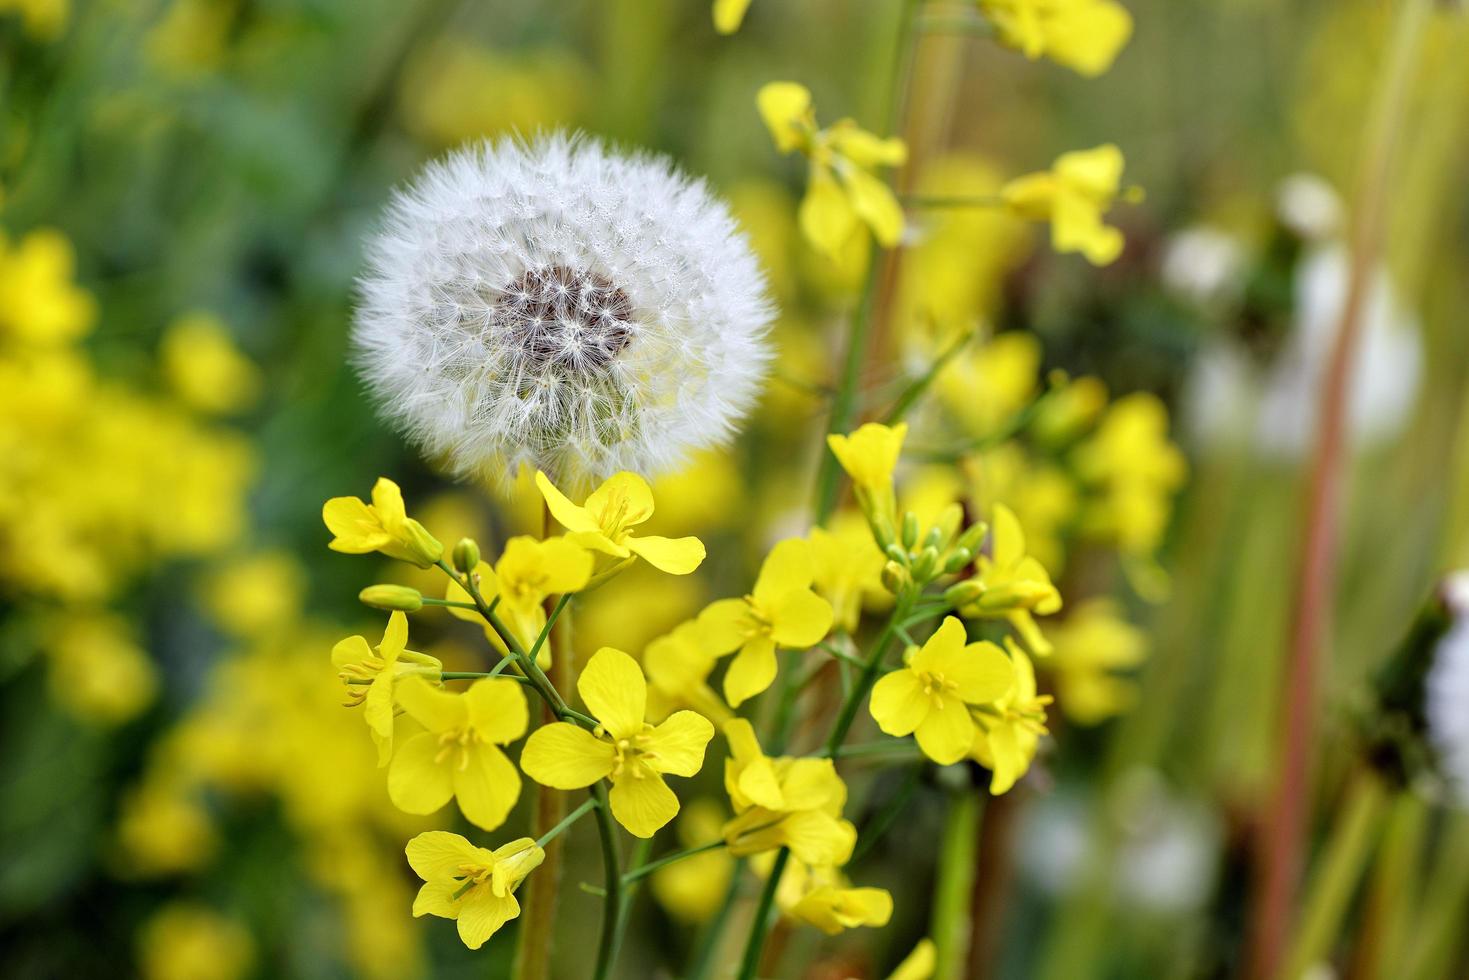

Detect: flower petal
[395,675,466,733]
[698,598,751,654]
[520,722,616,789]
[946,641,1015,705]
[767,588,833,648]
[577,647,647,739]
[322,496,386,553]
[642,710,714,777]
[380,611,408,660]
[909,616,967,675]
[723,636,777,708]
[991,503,1025,568]
[799,166,861,258]
[465,678,529,744]
[869,670,927,737]
[388,731,455,815]
[406,830,486,882]
[331,634,371,669]
[914,695,976,765]
[628,534,706,575]
[609,772,680,838]
[535,471,602,535]
[454,743,521,831]
[752,539,815,606]
[585,472,655,529]
[782,811,857,867]
[457,890,519,950]
[839,165,905,247]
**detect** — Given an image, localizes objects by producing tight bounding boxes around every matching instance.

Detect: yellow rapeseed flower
[45,613,157,725]
[757,82,907,262]
[969,638,1052,794]
[387,676,527,830]
[520,647,714,838]
[1072,391,1187,558]
[651,799,735,923]
[406,831,544,950]
[322,477,443,568]
[977,0,1134,76]
[136,902,254,980]
[536,470,705,574]
[1046,598,1148,725]
[956,503,1062,655]
[827,421,907,497]
[0,228,96,344]
[159,312,262,416]
[331,612,443,765]
[777,860,893,935]
[644,620,731,725]
[697,538,834,707]
[1002,144,1132,266]
[808,511,889,633]
[445,536,593,663]
[720,719,857,866]
[869,616,1014,764]
[713,0,752,33]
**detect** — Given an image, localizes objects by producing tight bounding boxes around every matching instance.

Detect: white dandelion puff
[352,133,773,488]
[1427,571,1469,807]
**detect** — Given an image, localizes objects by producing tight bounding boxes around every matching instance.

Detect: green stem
[687,863,745,980]
[932,792,982,980]
[536,798,598,848]
[1281,770,1388,980]
[850,763,923,864]
[882,329,974,425]
[590,782,625,980]
[735,847,790,980]
[621,840,729,885]
[419,597,480,609]
[438,670,530,685]
[820,738,917,760]
[825,601,909,757]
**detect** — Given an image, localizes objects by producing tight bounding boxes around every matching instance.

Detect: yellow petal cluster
[331,612,443,764]
[406,831,544,950]
[1002,144,1132,265]
[969,638,1053,793]
[537,470,705,575]
[445,536,593,664]
[323,477,443,568]
[977,0,1133,77]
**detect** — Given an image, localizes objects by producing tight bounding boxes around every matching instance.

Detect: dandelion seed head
[353,133,773,488]
[1428,571,1469,807]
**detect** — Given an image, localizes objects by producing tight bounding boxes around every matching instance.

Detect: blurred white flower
[1276,173,1344,241]
[1160,225,1246,308]
[1185,244,1422,459]
[353,133,772,487]
[1427,572,1469,807]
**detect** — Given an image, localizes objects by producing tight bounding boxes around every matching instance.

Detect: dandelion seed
[353,133,773,489]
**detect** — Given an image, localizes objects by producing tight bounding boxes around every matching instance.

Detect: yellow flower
[720,719,857,866]
[651,799,735,923]
[977,0,1133,76]
[1072,391,1187,558]
[45,613,157,725]
[387,676,527,830]
[520,647,714,838]
[1046,599,1147,725]
[713,0,752,33]
[888,939,939,980]
[697,538,834,707]
[827,421,907,497]
[137,903,254,980]
[958,503,1062,655]
[332,612,444,765]
[0,228,95,343]
[644,620,731,725]
[778,860,893,935]
[970,639,1052,793]
[869,616,1014,764]
[116,778,216,877]
[322,477,444,568]
[537,470,706,574]
[201,551,306,639]
[757,82,908,261]
[445,536,593,663]
[406,831,544,950]
[961,446,1078,575]
[808,511,889,633]
[159,312,262,416]
[1002,144,1131,266]
[937,332,1041,439]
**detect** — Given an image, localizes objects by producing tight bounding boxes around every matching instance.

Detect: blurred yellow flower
[323,477,444,568]
[399,41,586,147]
[1045,599,1148,724]
[521,647,713,837]
[387,676,527,830]
[809,511,889,633]
[537,470,705,574]
[651,799,735,923]
[406,831,544,950]
[160,312,262,415]
[969,638,1052,794]
[888,938,939,980]
[332,612,443,765]
[445,537,593,662]
[698,538,834,707]
[977,0,1133,76]
[721,718,857,866]
[646,449,743,536]
[758,81,907,264]
[1032,373,1109,447]
[778,860,893,935]
[0,228,95,344]
[116,778,216,877]
[937,331,1041,439]
[137,903,254,980]
[201,550,306,638]
[713,0,752,34]
[961,445,1077,574]
[1073,391,1187,558]
[1002,144,1132,265]
[0,0,66,42]
[957,503,1062,655]
[870,616,1014,764]
[45,613,157,725]
[644,620,730,725]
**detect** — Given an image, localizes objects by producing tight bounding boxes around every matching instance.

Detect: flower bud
[929,503,962,550]
[398,519,444,568]
[359,584,424,612]
[910,545,940,583]
[885,542,908,564]
[943,547,973,574]
[954,521,989,558]
[901,511,920,550]
[882,560,910,595]
[453,537,481,574]
[944,580,984,607]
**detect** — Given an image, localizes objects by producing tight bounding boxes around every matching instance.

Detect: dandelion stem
[1246,0,1431,974]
